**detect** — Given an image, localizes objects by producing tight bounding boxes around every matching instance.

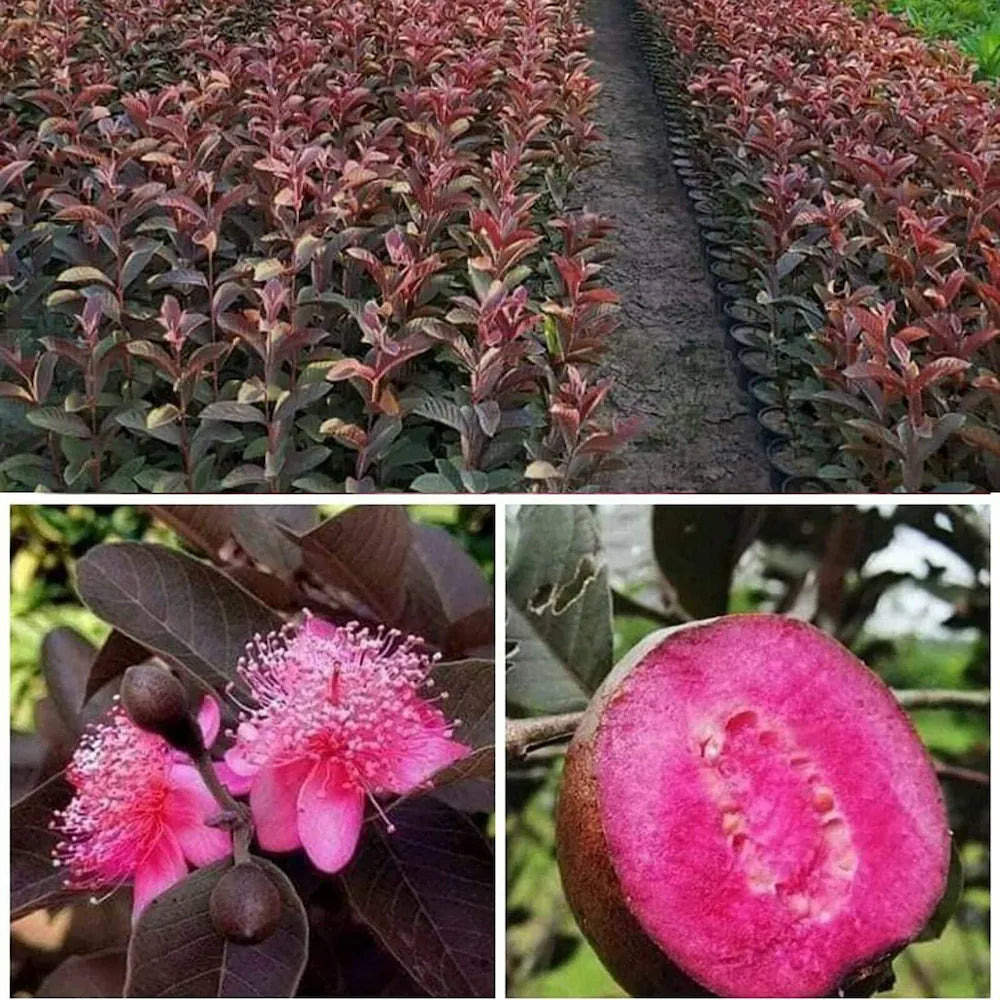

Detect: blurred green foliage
[883,0,1000,79]
[507,505,989,999]
[11,504,493,730]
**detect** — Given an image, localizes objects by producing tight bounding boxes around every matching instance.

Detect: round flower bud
[120,663,202,756]
[210,863,282,944]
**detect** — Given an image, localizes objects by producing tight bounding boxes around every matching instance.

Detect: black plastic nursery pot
[747,375,781,410]
[727,324,769,355]
[723,298,766,333]
[736,349,777,391]
[767,439,820,490]
[779,475,827,493]
[756,406,792,451]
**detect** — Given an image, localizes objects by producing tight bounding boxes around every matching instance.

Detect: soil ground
[579,0,770,492]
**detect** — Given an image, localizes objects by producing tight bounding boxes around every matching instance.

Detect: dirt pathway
[579,0,770,492]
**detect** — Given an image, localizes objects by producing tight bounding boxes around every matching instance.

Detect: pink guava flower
[52,697,232,921]
[225,614,469,873]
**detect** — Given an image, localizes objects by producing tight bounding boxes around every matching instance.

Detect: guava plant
[12,504,495,997]
[506,505,985,998]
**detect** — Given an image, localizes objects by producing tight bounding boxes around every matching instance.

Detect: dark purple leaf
[125,859,307,998]
[37,949,127,997]
[11,771,79,918]
[429,747,495,813]
[41,626,96,735]
[146,505,235,561]
[84,630,150,702]
[430,658,493,749]
[77,543,282,693]
[343,798,494,997]
[426,658,494,813]
[230,505,318,578]
[406,524,493,654]
[296,507,414,624]
[11,729,48,801]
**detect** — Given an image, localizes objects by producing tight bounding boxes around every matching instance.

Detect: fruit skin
[209,863,282,944]
[555,616,947,998]
[120,663,203,756]
[557,626,708,998]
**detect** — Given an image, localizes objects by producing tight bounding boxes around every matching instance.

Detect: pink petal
[215,760,253,797]
[250,760,314,852]
[384,732,470,795]
[197,696,221,746]
[223,725,260,777]
[132,828,187,922]
[164,763,233,867]
[296,758,364,874]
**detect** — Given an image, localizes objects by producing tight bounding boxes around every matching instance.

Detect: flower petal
[197,696,221,747]
[297,759,364,874]
[164,763,232,867]
[223,725,260,777]
[132,828,186,922]
[250,760,313,852]
[384,730,470,794]
[215,760,253,797]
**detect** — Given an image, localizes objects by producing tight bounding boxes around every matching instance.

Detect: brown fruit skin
[554,620,917,999]
[556,627,710,998]
[120,663,202,756]
[210,864,282,945]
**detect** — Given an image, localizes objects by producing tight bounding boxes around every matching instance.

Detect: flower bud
[210,863,282,944]
[120,663,202,756]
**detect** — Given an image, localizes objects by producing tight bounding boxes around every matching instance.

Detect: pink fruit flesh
[594,615,949,997]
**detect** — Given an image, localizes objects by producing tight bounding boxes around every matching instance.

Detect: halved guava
[556,614,950,998]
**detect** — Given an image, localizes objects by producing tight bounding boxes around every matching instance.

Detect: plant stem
[507,688,989,758]
[506,712,584,758]
[933,759,989,785]
[191,748,252,863]
[894,689,989,710]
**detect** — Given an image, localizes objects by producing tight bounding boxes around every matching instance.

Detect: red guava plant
[12,504,495,998]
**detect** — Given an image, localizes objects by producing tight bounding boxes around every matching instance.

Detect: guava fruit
[556,614,950,998]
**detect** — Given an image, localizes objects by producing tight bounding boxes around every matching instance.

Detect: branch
[894,689,989,711]
[506,712,584,759]
[933,759,989,785]
[506,689,989,758]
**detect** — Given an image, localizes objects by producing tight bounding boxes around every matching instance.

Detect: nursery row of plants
[0,0,631,492]
[635,0,1000,491]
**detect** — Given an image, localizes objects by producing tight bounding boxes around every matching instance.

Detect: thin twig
[506,689,989,758]
[894,689,989,711]
[506,712,584,759]
[192,749,253,862]
[933,759,989,785]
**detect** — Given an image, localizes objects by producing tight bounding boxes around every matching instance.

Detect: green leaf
[410,472,460,493]
[146,404,180,430]
[199,402,266,424]
[26,407,92,438]
[57,266,112,286]
[218,465,268,490]
[506,506,613,713]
